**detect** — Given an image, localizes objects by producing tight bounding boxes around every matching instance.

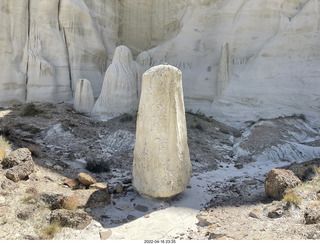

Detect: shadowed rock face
[133,64,191,199]
[0,0,319,127]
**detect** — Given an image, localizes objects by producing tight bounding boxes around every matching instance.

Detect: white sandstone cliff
[0,0,319,127]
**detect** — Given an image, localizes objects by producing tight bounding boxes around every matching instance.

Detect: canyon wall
[0,0,319,127]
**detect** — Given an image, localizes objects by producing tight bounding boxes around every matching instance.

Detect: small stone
[116,205,130,211]
[305,206,320,224]
[243,180,257,185]
[0,196,5,206]
[267,207,284,218]
[100,229,112,240]
[1,178,17,190]
[64,178,80,188]
[249,208,262,219]
[78,172,97,186]
[127,215,136,221]
[0,206,9,217]
[90,182,108,190]
[234,163,243,169]
[40,192,68,210]
[134,204,148,212]
[53,165,64,171]
[115,183,123,193]
[144,214,150,218]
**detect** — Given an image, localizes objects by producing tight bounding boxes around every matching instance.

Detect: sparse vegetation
[283,190,302,206]
[40,222,61,239]
[22,195,36,204]
[21,103,44,117]
[0,135,10,150]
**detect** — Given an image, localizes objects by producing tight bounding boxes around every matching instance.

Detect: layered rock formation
[74,79,94,114]
[0,0,319,127]
[133,64,191,198]
[91,45,138,118]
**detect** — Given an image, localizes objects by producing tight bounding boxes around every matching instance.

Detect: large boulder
[133,64,192,198]
[2,148,35,182]
[74,79,95,114]
[91,45,138,118]
[264,169,302,199]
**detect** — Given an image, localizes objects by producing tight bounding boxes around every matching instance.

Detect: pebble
[127,215,136,221]
[249,208,262,219]
[116,205,130,211]
[0,196,5,206]
[115,183,123,193]
[100,229,112,240]
[243,180,257,185]
[134,204,149,212]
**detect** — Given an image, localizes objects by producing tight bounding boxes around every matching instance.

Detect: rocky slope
[0,103,319,240]
[0,0,319,127]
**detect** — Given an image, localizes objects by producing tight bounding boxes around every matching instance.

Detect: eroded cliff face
[0,0,319,127]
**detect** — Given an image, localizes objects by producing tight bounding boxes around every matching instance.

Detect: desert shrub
[283,190,302,206]
[0,136,10,150]
[21,103,43,117]
[41,222,61,239]
[85,157,111,173]
[27,144,42,157]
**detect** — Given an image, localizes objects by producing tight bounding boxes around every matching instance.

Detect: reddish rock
[71,189,110,208]
[78,172,97,186]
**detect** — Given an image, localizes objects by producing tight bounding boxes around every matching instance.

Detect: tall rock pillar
[133,64,191,198]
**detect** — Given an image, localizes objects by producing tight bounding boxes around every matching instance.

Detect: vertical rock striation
[91,45,138,119]
[133,64,191,198]
[74,79,94,114]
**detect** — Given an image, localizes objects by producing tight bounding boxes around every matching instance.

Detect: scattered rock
[305,206,320,224]
[265,169,302,199]
[17,206,36,220]
[0,195,5,206]
[100,229,112,240]
[234,163,243,169]
[134,204,148,212]
[71,189,110,208]
[1,148,33,169]
[53,165,64,171]
[40,192,68,210]
[1,178,17,190]
[115,183,123,193]
[285,159,320,181]
[127,215,136,221]
[64,178,80,188]
[50,209,92,230]
[267,207,284,218]
[2,148,35,182]
[78,172,97,186]
[116,205,130,211]
[0,206,9,217]
[90,182,108,190]
[249,208,262,219]
[243,180,257,185]
[196,212,213,226]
